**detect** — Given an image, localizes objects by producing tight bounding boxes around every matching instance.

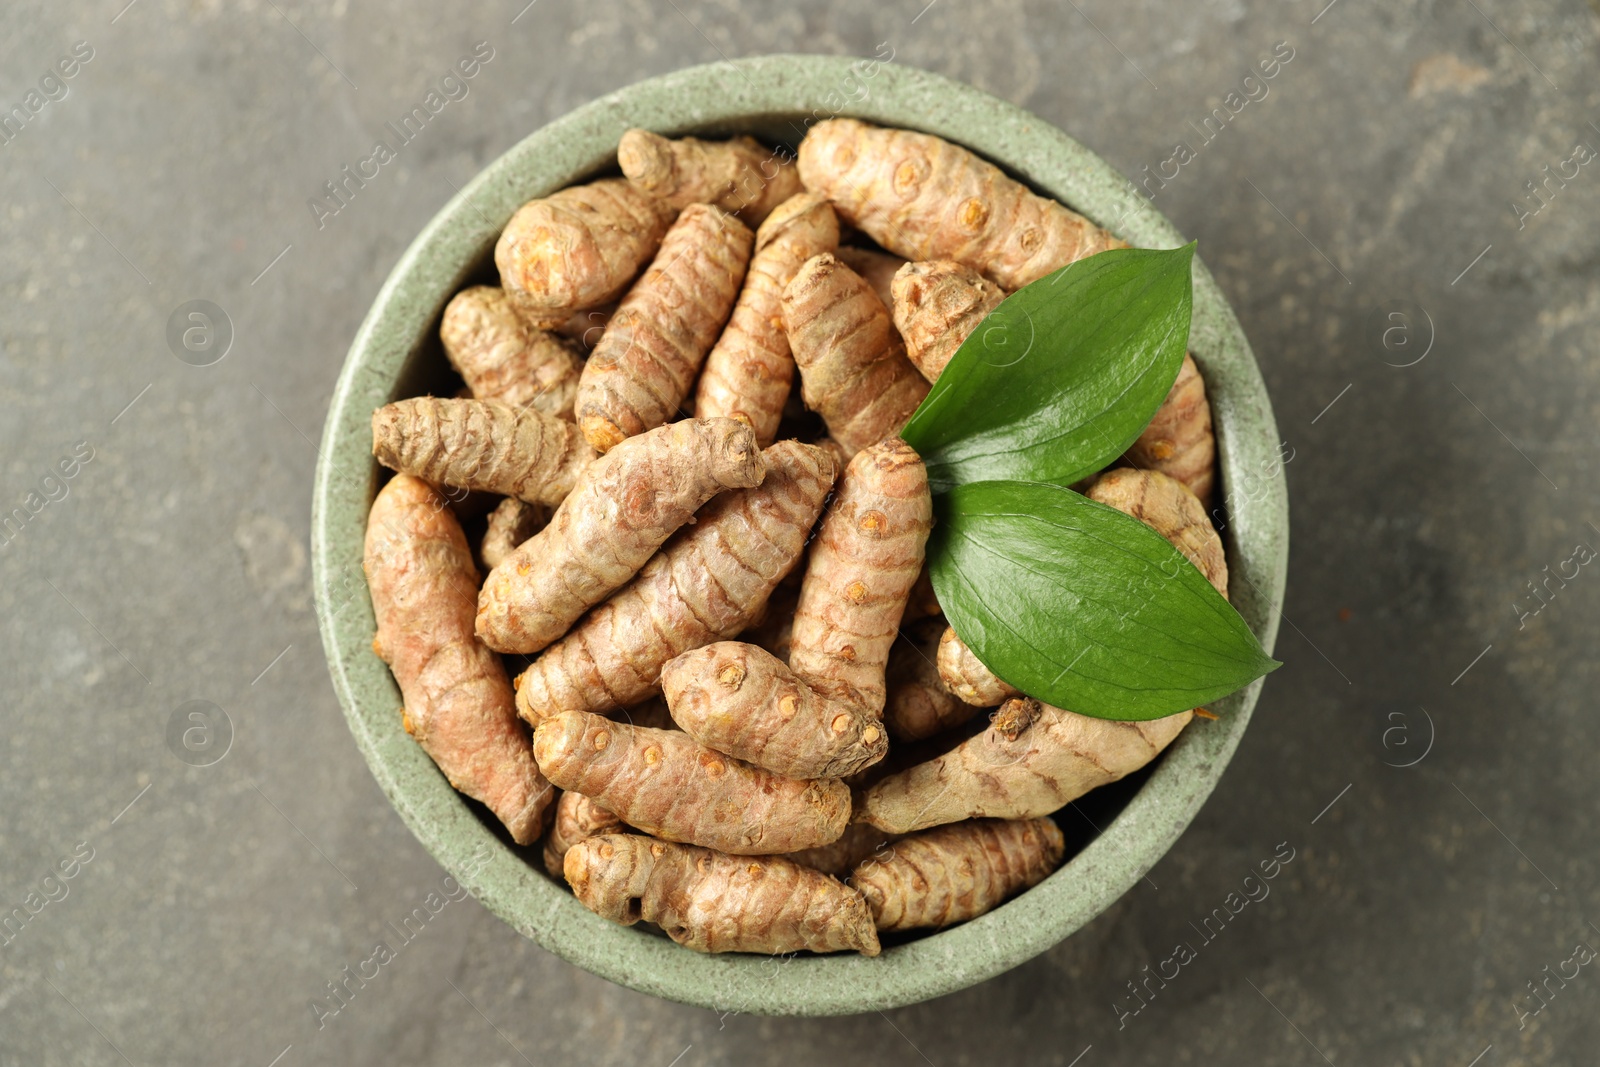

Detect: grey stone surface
[1,0,1597,1064]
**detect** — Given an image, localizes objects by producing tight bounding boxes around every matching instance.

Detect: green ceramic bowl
[312,54,1287,1016]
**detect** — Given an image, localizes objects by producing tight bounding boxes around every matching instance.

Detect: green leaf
[929,480,1279,721]
[900,244,1195,494]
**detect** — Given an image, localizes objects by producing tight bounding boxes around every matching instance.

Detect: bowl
[311,53,1288,1016]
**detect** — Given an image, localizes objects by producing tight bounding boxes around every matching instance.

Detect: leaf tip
[1245,652,1283,681]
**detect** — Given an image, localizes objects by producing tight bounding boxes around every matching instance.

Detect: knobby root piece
[495,179,677,321]
[533,712,851,854]
[890,259,1005,383]
[785,822,899,881]
[782,254,929,458]
[661,643,888,779]
[695,193,839,447]
[577,204,754,452]
[859,697,1193,833]
[658,440,931,776]
[477,418,765,654]
[439,286,584,418]
[514,441,837,721]
[371,397,595,507]
[790,438,933,713]
[885,618,980,742]
[542,790,625,878]
[1122,353,1216,505]
[835,245,907,310]
[798,118,1126,291]
[364,475,552,844]
[479,497,546,572]
[937,627,1021,708]
[564,834,879,955]
[850,817,1064,930]
[617,129,804,226]
[1085,468,1228,596]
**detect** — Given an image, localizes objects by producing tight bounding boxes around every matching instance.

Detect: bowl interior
[312,54,1288,1016]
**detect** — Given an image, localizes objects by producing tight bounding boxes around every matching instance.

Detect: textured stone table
[2,2,1597,1064]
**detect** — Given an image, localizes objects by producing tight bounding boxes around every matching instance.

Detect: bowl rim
[312,53,1288,1017]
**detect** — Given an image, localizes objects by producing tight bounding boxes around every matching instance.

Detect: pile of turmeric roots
[363,120,1222,957]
